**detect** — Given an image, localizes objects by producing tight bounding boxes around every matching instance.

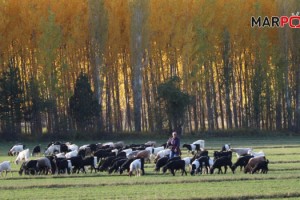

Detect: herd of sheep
[0,140,269,177]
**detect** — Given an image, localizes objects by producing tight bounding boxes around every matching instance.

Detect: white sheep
[129,159,142,177]
[154,149,171,163]
[15,149,30,165]
[248,150,265,157]
[182,157,192,171]
[102,142,114,148]
[65,150,78,159]
[67,144,78,152]
[192,140,205,149]
[45,144,60,155]
[9,144,24,156]
[55,152,66,159]
[0,161,12,177]
[230,148,253,158]
[121,148,133,157]
[149,146,165,160]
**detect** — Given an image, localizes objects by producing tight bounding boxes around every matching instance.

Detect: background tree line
[0,0,299,140]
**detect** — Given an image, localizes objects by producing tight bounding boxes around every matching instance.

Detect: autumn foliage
[0,0,299,138]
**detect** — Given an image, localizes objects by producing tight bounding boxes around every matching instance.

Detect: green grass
[1,136,300,199]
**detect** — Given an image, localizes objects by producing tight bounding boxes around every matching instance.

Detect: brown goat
[136,150,151,163]
[244,156,267,174]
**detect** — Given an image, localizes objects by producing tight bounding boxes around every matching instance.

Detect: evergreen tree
[0,63,23,139]
[157,76,191,135]
[69,72,100,132]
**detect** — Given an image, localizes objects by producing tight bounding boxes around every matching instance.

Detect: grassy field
[1,135,300,200]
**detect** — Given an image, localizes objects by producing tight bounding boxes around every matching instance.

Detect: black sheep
[231,155,254,173]
[36,157,55,175]
[98,156,116,172]
[119,158,137,175]
[108,159,128,174]
[94,149,115,162]
[210,156,233,174]
[54,158,71,174]
[191,150,209,162]
[182,143,201,154]
[162,160,187,176]
[32,145,41,156]
[154,156,169,172]
[213,151,232,160]
[68,156,84,174]
[19,160,38,175]
[81,156,98,173]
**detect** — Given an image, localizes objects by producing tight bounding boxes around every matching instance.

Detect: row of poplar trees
[0,0,300,139]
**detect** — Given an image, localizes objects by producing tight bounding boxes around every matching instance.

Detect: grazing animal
[247,150,265,158]
[36,157,55,175]
[231,155,254,173]
[67,143,78,152]
[191,150,209,162]
[108,158,128,174]
[54,158,71,174]
[15,149,30,165]
[154,155,181,172]
[32,145,41,156]
[81,156,98,173]
[192,140,205,149]
[55,152,66,159]
[154,156,169,172]
[182,157,192,171]
[190,159,200,175]
[8,144,25,156]
[230,148,252,158]
[144,141,156,147]
[98,156,117,172]
[251,160,269,174]
[121,148,133,155]
[162,160,187,176]
[127,150,140,159]
[114,141,125,149]
[94,149,115,162]
[68,156,84,174]
[213,151,232,160]
[0,161,12,177]
[148,146,165,160]
[154,149,171,163]
[119,158,137,174]
[102,142,114,148]
[244,156,267,174]
[45,144,61,155]
[129,159,142,177]
[65,150,78,159]
[221,144,231,151]
[136,150,151,163]
[19,160,38,175]
[182,143,201,154]
[190,156,210,175]
[210,156,233,174]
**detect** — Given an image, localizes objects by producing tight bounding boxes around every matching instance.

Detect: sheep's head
[162,166,167,174]
[190,169,195,176]
[231,165,237,173]
[128,171,133,177]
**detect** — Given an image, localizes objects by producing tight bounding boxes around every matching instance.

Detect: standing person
[168,131,181,159]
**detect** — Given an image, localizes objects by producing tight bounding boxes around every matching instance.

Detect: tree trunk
[130,0,149,132]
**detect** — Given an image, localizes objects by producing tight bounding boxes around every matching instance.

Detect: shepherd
[167,131,181,159]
